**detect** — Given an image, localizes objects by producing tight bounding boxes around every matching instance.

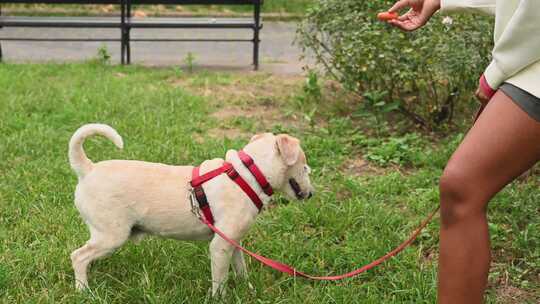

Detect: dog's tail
[68,123,124,178]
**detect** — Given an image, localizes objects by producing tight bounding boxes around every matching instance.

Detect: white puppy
[68,124,314,295]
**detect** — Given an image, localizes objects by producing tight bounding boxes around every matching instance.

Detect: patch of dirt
[193,127,248,142]
[171,74,303,104]
[133,10,148,18]
[341,157,385,177]
[211,105,279,121]
[495,285,538,304]
[211,104,302,130]
[488,257,539,304]
[172,73,308,130]
[208,128,247,140]
[341,155,415,179]
[100,4,114,13]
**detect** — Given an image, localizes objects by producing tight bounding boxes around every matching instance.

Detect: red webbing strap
[225,167,264,212]
[192,166,215,225]
[191,162,233,188]
[192,166,201,180]
[200,203,215,225]
[201,205,440,280]
[238,150,273,196]
[190,161,263,223]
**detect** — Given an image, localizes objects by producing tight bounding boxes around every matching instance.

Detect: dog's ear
[276,134,300,166]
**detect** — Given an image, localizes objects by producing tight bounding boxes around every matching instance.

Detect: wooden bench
[0,0,263,69]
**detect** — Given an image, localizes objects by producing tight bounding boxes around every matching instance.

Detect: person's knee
[439,164,486,227]
[439,163,471,203]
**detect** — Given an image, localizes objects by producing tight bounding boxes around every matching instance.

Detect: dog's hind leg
[129,227,147,244]
[71,226,131,290]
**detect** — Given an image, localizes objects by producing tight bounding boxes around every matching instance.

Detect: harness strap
[225,166,264,211]
[191,162,233,188]
[238,150,273,196]
[191,156,265,226]
[192,166,215,225]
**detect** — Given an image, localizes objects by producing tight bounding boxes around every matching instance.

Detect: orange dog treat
[377,12,399,21]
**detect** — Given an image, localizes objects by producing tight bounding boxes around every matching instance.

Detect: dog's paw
[210,286,227,298]
[75,280,89,291]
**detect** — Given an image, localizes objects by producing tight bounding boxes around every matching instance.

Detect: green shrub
[297,0,494,129]
[96,44,111,65]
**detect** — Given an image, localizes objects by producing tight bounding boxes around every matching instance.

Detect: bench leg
[126,2,131,64]
[121,32,126,65]
[253,0,261,70]
[253,34,259,71]
[120,0,126,65]
[126,29,131,64]
[0,5,3,62]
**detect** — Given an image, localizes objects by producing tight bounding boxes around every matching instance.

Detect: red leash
[200,206,439,280]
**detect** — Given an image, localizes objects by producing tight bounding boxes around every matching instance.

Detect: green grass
[0,62,538,303]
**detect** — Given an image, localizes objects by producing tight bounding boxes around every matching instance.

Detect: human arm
[481,0,540,96]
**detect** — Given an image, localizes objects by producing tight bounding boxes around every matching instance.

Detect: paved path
[0,22,308,74]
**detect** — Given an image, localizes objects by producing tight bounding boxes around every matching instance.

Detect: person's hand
[387,0,441,31]
[476,75,496,104]
[475,86,490,104]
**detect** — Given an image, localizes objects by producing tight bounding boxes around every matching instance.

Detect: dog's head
[243,133,314,201]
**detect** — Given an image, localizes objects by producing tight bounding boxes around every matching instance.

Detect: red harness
[188,150,439,280]
[190,151,272,225]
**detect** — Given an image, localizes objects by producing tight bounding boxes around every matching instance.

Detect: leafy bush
[297,0,494,129]
[96,44,111,65]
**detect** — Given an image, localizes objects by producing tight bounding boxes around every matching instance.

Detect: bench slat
[0,16,258,28]
[128,17,255,28]
[0,16,122,27]
[129,0,256,4]
[0,0,120,4]
[0,0,255,4]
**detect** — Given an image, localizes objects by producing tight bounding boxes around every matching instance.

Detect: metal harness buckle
[188,186,202,220]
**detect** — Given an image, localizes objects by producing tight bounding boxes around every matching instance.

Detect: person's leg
[437,90,540,304]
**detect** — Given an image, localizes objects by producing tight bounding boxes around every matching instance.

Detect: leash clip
[188,186,203,220]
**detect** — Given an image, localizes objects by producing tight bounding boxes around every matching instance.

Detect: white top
[441,0,540,98]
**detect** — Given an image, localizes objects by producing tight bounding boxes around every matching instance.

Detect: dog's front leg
[209,235,235,297]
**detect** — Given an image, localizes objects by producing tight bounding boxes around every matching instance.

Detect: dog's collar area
[190,151,273,225]
[238,150,273,196]
[289,178,304,200]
